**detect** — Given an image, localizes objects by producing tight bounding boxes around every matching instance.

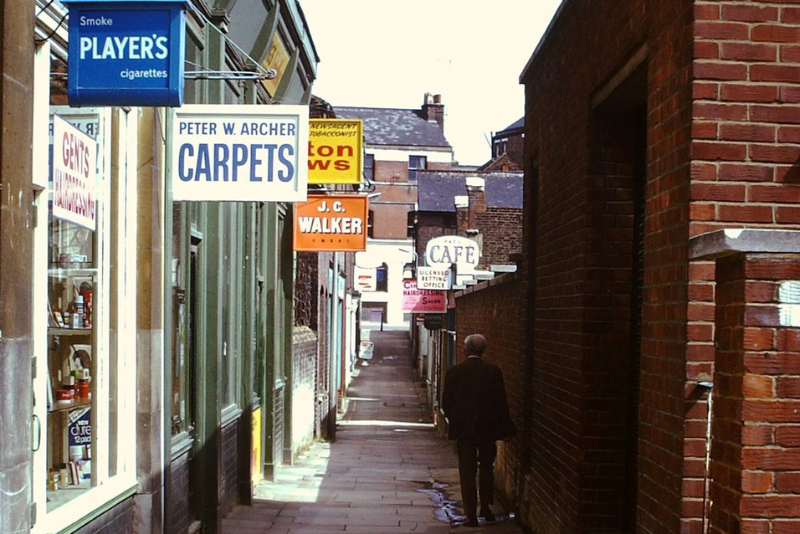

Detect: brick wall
[514,1,800,533]
[220,419,239,514]
[687,4,800,533]
[292,326,318,455]
[375,160,409,182]
[521,1,693,532]
[454,273,525,506]
[476,207,523,268]
[295,252,318,329]
[373,203,414,239]
[709,252,800,534]
[74,497,135,534]
[168,451,191,534]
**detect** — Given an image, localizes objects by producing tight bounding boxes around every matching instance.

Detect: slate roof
[417,171,523,212]
[334,106,451,148]
[494,115,525,137]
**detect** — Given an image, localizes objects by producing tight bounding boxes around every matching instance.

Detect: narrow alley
[220,329,525,533]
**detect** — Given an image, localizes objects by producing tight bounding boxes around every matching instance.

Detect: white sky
[299,0,563,166]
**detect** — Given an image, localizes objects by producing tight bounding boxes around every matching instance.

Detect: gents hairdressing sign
[171,105,309,202]
[293,195,368,252]
[64,0,187,107]
[308,119,363,185]
[52,116,97,231]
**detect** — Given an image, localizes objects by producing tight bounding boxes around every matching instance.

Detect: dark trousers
[456,437,497,519]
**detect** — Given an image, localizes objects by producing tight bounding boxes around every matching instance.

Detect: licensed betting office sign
[64,0,188,107]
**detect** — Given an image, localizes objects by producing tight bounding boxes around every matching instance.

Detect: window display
[45,156,98,511]
[32,108,136,532]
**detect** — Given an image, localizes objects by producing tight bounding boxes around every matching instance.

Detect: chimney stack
[422,92,445,130]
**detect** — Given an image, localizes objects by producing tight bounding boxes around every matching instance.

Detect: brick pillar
[465,176,486,231]
[708,248,800,534]
[455,195,468,235]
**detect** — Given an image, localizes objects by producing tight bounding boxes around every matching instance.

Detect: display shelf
[48,398,92,414]
[48,328,92,336]
[48,266,98,278]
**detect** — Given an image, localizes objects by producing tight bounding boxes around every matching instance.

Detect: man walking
[442,334,515,527]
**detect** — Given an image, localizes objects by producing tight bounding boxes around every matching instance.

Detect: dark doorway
[586,60,647,532]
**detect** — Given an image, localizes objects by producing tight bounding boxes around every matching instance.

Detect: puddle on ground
[415,481,461,525]
[415,480,516,527]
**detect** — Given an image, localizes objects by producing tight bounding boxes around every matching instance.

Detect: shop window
[34,108,136,530]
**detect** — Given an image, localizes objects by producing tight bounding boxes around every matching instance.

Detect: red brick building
[453,1,800,534]
[487,117,524,170]
[411,170,523,271]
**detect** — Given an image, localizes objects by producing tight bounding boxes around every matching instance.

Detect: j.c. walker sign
[293,195,368,252]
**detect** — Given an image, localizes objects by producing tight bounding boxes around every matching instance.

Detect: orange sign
[293,195,368,252]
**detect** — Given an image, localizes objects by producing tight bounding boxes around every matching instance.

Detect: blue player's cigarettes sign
[64,0,187,107]
[170,105,309,202]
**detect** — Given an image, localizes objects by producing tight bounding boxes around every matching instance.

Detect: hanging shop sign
[308,119,363,184]
[261,34,289,97]
[417,266,452,290]
[402,278,446,314]
[424,313,444,331]
[171,104,309,202]
[52,116,97,231]
[425,235,480,269]
[355,266,377,292]
[294,195,368,252]
[63,0,188,107]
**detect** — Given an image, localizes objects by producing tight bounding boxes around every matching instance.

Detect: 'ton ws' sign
[171,104,309,202]
[64,0,187,107]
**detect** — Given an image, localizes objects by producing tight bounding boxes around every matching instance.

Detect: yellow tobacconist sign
[308,119,363,184]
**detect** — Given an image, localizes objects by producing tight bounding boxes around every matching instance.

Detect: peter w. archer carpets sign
[171,105,309,202]
[293,195,368,252]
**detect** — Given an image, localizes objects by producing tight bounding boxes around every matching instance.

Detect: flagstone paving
[221,329,526,533]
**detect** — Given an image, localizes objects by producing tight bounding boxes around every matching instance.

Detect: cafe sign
[64,0,188,107]
[425,235,480,268]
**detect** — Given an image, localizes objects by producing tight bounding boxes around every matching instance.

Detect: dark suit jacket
[442,356,514,441]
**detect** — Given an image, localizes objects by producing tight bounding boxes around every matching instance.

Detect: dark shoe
[463,517,479,527]
[480,508,496,522]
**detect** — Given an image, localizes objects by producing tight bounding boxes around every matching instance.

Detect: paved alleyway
[221,328,526,533]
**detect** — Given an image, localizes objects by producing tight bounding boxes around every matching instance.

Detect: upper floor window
[408,155,426,182]
[364,153,375,182]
